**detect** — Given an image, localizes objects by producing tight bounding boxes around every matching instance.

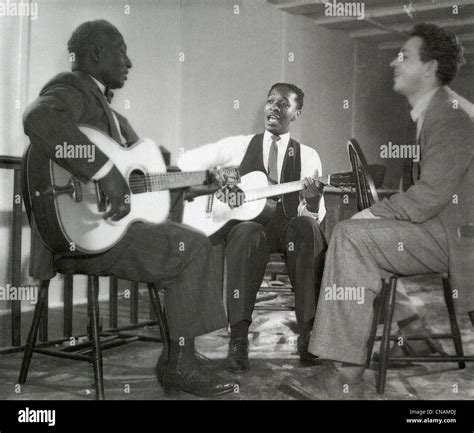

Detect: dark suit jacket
[23,71,139,279]
[371,86,474,313]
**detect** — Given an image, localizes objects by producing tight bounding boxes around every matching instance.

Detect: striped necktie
[268,134,280,183]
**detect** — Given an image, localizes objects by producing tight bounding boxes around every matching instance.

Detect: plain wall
[0,0,355,317]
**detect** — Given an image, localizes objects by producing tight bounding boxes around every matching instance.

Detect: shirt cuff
[91,160,114,180]
[298,203,319,220]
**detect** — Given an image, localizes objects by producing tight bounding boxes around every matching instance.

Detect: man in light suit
[308,23,473,398]
[23,20,238,397]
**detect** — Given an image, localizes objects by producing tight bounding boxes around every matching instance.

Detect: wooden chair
[18,145,171,400]
[347,138,474,394]
[19,277,169,400]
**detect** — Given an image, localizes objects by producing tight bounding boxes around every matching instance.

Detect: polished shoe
[226,337,249,372]
[297,333,322,365]
[156,351,228,381]
[160,358,238,397]
[312,363,365,400]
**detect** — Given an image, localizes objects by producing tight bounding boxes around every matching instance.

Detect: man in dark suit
[308,23,473,399]
[178,83,327,371]
[23,19,238,397]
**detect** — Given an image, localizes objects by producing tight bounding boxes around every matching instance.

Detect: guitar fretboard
[129,171,208,194]
[244,176,330,202]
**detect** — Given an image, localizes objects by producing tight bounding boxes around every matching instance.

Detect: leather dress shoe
[297,333,322,365]
[227,337,249,372]
[160,357,238,397]
[156,351,228,381]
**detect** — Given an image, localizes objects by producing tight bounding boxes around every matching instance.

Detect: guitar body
[182,171,277,241]
[26,126,169,254]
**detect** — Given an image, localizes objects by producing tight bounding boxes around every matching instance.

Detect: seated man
[178,83,327,371]
[23,19,238,397]
[308,23,473,398]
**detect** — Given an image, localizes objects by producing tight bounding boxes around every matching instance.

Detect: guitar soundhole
[129,169,147,194]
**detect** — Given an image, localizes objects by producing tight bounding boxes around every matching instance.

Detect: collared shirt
[89,75,123,180]
[262,130,290,183]
[177,132,326,221]
[410,87,441,140]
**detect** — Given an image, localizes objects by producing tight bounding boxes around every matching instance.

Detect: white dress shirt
[89,76,124,180]
[177,130,326,221]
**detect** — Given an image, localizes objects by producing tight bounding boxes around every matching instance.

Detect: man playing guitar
[178,83,328,372]
[23,19,238,398]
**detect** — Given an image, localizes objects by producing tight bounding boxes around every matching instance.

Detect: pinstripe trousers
[308,217,448,365]
[55,221,228,340]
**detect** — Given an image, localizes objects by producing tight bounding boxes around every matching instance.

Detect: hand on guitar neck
[98,165,131,221]
[184,167,236,201]
[301,177,325,212]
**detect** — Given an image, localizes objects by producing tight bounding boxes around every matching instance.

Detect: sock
[168,337,195,368]
[298,320,314,336]
[230,320,250,340]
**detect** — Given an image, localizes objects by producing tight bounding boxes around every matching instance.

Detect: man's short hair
[268,83,304,110]
[68,20,120,65]
[410,23,465,85]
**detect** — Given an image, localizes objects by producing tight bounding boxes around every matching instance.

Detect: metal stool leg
[377,277,397,394]
[366,289,383,367]
[19,280,50,384]
[88,276,105,400]
[442,278,466,369]
[147,283,170,361]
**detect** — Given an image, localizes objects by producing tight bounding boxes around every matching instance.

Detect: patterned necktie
[268,134,280,183]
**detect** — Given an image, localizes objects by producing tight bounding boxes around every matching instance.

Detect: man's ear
[89,44,103,63]
[425,59,438,79]
[292,109,302,121]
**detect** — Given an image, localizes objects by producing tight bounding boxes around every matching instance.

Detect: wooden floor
[0,275,473,400]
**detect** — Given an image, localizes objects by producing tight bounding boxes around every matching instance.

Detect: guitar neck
[145,171,208,192]
[244,175,331,202]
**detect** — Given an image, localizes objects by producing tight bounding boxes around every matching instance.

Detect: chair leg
[366,289,382,367]
[88,276,105,400]
[147,284,170,362]
[442,278,466,369]
[39,284,49,342]
[19,280,50,384]
[377,277,397,394]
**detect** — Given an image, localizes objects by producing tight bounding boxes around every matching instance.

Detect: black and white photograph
[0,0,473,432]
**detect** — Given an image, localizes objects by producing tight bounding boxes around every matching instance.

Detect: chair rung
[254,306,295,311]
[33,347,90,362]
[387,355,474,362]
[102,320,158,333]
[375,333,454,341]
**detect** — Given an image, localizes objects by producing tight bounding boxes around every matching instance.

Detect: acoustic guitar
[25,125,225,254]
[182,170,354,241]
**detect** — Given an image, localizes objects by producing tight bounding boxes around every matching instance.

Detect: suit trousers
[308,217,448,365]
[55,221,228,340]
[223,203,327,331]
